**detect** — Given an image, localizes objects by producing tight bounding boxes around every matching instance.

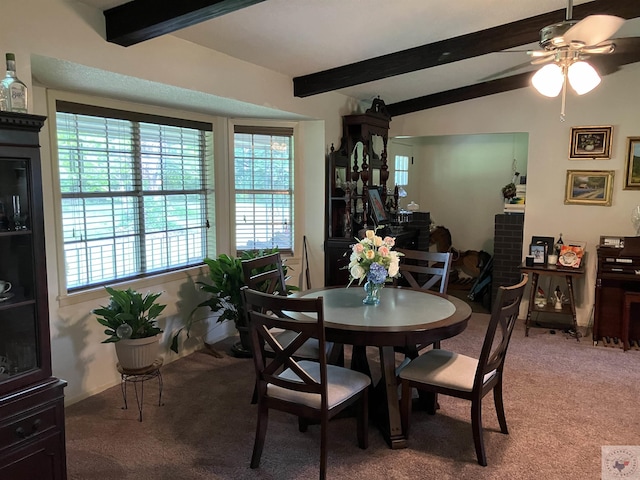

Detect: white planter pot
[114,335,159,370]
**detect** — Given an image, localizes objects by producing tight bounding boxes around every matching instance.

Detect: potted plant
[94,286,166,370]
[171,249,295,357]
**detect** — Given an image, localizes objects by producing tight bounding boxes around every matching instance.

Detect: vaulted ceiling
[81,0,640,117]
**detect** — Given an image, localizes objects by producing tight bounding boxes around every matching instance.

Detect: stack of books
[504,183,526,213]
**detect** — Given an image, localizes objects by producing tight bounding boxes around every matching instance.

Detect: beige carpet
[65,314,640,479]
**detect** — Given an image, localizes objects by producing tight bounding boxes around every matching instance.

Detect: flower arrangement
[347,229,403,287]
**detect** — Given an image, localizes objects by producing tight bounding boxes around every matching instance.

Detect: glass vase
[363,281,383,305]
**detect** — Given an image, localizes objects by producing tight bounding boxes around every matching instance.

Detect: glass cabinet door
[0,157,40,385]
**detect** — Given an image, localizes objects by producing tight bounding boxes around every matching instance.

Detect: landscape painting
[564,170,614,206]
[624,137,640,189]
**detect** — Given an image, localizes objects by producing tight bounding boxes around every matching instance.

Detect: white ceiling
[70,0,640,110]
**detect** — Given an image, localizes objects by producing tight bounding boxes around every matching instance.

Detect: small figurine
[552,286,565,310]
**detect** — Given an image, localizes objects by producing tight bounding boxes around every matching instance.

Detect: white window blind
[394,155,409,186]
[55,102,213,291]
[234,126,293,253]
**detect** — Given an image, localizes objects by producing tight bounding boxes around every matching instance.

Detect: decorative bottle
[554,233,564,255]
[1,53,28,113]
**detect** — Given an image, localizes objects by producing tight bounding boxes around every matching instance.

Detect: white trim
[45,89,219,299]
[57,265,208,308]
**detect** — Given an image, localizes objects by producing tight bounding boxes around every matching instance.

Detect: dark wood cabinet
[325,99,427,286]
[326,98,391,243]
[0,112,67,479]
[594,242,640,348]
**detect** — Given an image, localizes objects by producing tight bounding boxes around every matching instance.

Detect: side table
[520,261,586,341]
[117,358,164,421]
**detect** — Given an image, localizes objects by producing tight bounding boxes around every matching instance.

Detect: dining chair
[242,252,328,405]
[241,252,326,361]
[395,248,452,295]
[398,273,528,466]
[394,249,453,359]
[241,287,370,480]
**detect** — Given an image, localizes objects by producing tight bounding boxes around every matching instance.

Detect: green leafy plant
[170,248,296,353]
[94,287,166,343]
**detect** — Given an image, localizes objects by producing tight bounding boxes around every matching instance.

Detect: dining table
[294,285,472,449]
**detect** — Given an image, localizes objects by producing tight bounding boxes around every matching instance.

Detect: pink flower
[378,246,390,257]
[383,236,395,247]
[353,243,364,254]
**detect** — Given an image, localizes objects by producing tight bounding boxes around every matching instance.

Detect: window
[394,154,409,186]
[55,101,213,291]
[234,126,294,253]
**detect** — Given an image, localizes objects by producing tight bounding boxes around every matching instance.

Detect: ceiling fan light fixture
[532,63,564,97]
[567,61,601,95]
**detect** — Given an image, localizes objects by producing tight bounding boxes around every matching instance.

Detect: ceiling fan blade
[478,61,534,82]
[606,37,640,55]
[529,50,554,58]
[581,42,615,55]
[531,56,555,65]
[563,15,625,47]
[588,37,640,76]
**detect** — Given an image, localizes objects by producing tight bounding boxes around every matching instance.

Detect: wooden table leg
[377,346,406,449]
[525,272,539,337]
[565,275,580,342]
[350,345,371,377]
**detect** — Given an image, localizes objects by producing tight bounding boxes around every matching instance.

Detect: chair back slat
[242,287,327,399]
[475,274,528,385]
[396,249,453,294]
[242,252,288,296]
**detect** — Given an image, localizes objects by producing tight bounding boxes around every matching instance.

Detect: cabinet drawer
[0,403,58,452]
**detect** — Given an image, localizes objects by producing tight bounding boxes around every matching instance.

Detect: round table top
[297,286,471,334]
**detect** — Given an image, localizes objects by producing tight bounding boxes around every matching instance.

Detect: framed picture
[564,170,614,206]
[623,136,640,189]
[569,126,613,159]
[367,188,388,225]
[531,236,554,262]
[529,244,546,264]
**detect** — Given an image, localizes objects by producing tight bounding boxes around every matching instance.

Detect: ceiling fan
[530,0,625,119]
[491,0,638,120]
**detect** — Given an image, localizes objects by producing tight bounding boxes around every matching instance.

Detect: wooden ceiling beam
[386,74,532,117]
[105,0,266,47]
[293,0,640,98]
[386,44,640,117]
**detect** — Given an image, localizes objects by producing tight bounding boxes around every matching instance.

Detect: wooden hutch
[324,99,424,286]
[0,112,67,479]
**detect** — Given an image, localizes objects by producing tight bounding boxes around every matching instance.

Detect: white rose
[388,262,399,277]
[350,264,366,279]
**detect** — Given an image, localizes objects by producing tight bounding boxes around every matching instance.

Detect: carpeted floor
[65,314,640,479]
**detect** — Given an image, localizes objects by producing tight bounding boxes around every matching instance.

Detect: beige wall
[390,133,529,254]
[392,63,640,327]
[2,0,353,405]
[4,0,640,405]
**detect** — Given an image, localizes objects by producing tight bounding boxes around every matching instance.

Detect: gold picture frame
[564,170,614,206]
[569,126,613,159]
[623,136,640,189]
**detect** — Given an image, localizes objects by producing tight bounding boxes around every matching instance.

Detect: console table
[520,261,586,341]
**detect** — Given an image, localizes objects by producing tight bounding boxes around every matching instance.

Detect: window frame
[394,154,409,186]
[232,123,295,256]
[48,92,215,300]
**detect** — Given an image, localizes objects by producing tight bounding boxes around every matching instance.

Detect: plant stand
[117,358,164,421]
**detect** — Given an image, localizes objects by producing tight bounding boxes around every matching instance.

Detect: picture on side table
[564,170,614,206]
[569,126,613,159]
[529,244,546,264]
[368,188,388,225]
[623,136,640,190]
